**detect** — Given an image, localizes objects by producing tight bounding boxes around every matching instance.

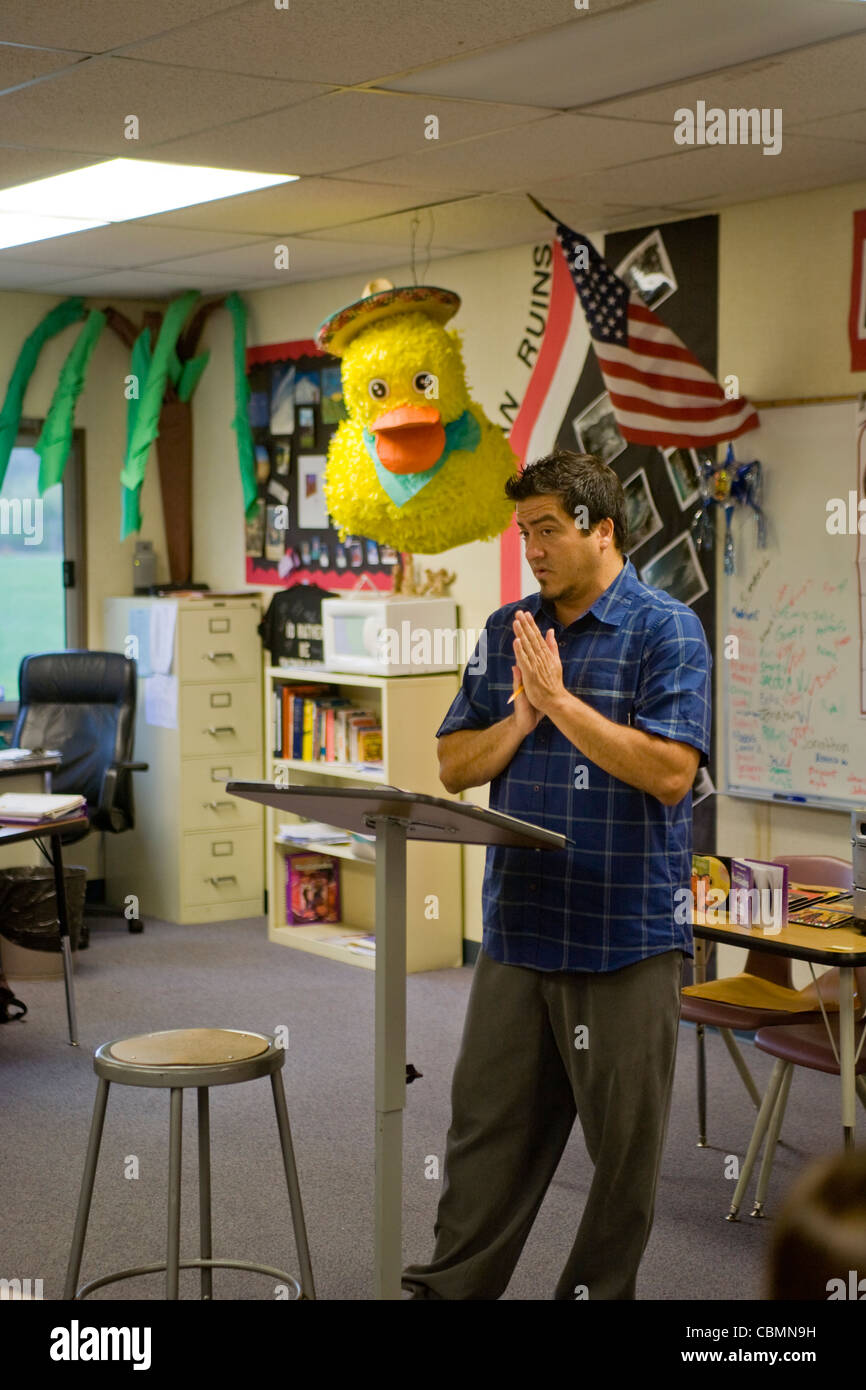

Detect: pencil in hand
[507,683,524,705]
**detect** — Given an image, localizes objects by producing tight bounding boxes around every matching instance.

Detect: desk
[692,911,866,1145]
[0,814,88,1046]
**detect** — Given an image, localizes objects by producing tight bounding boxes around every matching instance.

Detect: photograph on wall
[244,498,265,557]
[264,504,286,561]
[573,391,627,464]
[321,365,346,423]
[270,362,296,435]
[295,369,321,404]
[297,405,316,449]
[273,439,292,476]
[297,454,329,529]
[641,531,708,607]
[615,228,678,309]
[662,446,702,510]
[255,443,271,484]
[623,467,664,553]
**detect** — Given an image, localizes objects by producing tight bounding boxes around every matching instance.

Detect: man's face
[515,494,605,603]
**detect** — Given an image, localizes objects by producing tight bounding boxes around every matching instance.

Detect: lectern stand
[227,781,566,1301]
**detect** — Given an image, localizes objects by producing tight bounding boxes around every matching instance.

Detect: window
[0,422,85,718]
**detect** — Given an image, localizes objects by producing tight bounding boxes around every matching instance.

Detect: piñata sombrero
[315,278,461,357]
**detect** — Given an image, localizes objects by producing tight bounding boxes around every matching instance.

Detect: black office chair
[12,652,148,934]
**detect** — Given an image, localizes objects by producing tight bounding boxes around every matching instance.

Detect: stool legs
[270,1071,316,1300]
[167,1088,183,1299]
[197,1088,213,1300]
[696,1022,707,1146]
[64,1078,110,1298]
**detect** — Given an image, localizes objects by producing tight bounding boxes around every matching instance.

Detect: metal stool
[64,1028,315,1300]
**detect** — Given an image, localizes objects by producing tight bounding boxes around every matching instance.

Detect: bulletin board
[723,400,866,810]
[243,337,400,591]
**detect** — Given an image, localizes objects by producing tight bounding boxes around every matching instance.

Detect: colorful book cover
[285,852,340,925]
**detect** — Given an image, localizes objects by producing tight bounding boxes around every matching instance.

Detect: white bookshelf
[264,664,463,972]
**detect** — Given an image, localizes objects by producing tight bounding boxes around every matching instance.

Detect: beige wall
[6,178,864,941]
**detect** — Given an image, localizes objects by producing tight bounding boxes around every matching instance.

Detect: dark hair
[504,449,628,552]
[767,1149,866,1300]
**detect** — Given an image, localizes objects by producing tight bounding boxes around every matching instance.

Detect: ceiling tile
[29,266,248,297]
[150,89,554,176]
[581,29,866,126]
[0,44,86,89]
[114,0,628,87]
[343,113,677,192]
[0,222,275,268]
[0,147,106,191]
[135,177,470,237]
[533,134,866,207]
[380,0,866,108]
[0,0,242,52]
[792,110,866,144]
[0,55,328,153]
[144,235,412,285]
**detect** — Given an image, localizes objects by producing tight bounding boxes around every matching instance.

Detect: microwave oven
[321,596,461,676]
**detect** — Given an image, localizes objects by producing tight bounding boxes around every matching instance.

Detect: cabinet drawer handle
[205,651,235,661]
[202,800,235,810]
[205,875,238,885]
[203,726,236,736]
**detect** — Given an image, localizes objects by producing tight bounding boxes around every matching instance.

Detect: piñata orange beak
[371,405,445,474]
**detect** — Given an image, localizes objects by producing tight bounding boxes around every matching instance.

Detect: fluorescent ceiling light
[0,212,108,251]
[0,158,297,248]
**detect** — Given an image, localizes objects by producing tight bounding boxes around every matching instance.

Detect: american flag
[558,219,759,448]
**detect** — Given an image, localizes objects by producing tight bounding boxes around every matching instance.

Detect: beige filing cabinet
[103,595,264,924]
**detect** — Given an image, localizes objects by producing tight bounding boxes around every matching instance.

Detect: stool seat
[109,1028,269,1066]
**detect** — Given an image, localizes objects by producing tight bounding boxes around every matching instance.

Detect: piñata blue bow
[691,443,766,574]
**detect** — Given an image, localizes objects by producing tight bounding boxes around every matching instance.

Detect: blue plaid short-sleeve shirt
[436,558,712,973]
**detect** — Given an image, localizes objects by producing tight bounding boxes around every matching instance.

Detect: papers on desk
[0,747,61,763]
[0,792,85,822]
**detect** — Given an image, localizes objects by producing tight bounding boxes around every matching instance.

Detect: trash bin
[0,865,87,954]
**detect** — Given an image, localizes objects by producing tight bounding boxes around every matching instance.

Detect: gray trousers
[403,946,684,1300]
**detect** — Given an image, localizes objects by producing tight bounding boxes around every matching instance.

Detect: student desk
[691,910,866,1144]
[0,813,89,1046]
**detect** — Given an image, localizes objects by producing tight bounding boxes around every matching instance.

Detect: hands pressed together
[511,610,566,732]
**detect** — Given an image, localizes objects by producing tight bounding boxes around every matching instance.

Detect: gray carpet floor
[0,915,855,1301]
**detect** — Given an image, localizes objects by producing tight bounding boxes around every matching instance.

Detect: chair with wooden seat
[64,1028,315,1301]
[681,855,853,1145]
[725,966,866,1222]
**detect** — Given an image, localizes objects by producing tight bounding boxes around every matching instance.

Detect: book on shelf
[285,851,341,925]
[272,675,383,766]
[0,792,86,822]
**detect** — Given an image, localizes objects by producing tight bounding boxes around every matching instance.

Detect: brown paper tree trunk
[155,398,193,585]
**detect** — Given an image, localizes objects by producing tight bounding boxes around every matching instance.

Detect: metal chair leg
[696,1022,707,1146]
[857,1076,866,1111]
[719,1027,762,1107]
[751,1064,794,1217]
[64,1078,110,1298]
[726,1059,789,1221]
[270,1071,316,1300]
[166,1088,183,1300]
[198,1088,213,1300]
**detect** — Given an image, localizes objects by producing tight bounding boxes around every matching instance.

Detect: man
[402,450,712,1300]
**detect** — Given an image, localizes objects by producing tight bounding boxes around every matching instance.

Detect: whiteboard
[723,400,866,811]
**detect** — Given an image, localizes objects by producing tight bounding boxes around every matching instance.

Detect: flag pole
[526,193,560,225]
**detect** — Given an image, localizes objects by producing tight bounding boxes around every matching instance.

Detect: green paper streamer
[37,309,106,493]
[0,297,86,490]
[119,289,200,491]
[120,327,152,539]
[177,349,209,404]
[225,292,257,517]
